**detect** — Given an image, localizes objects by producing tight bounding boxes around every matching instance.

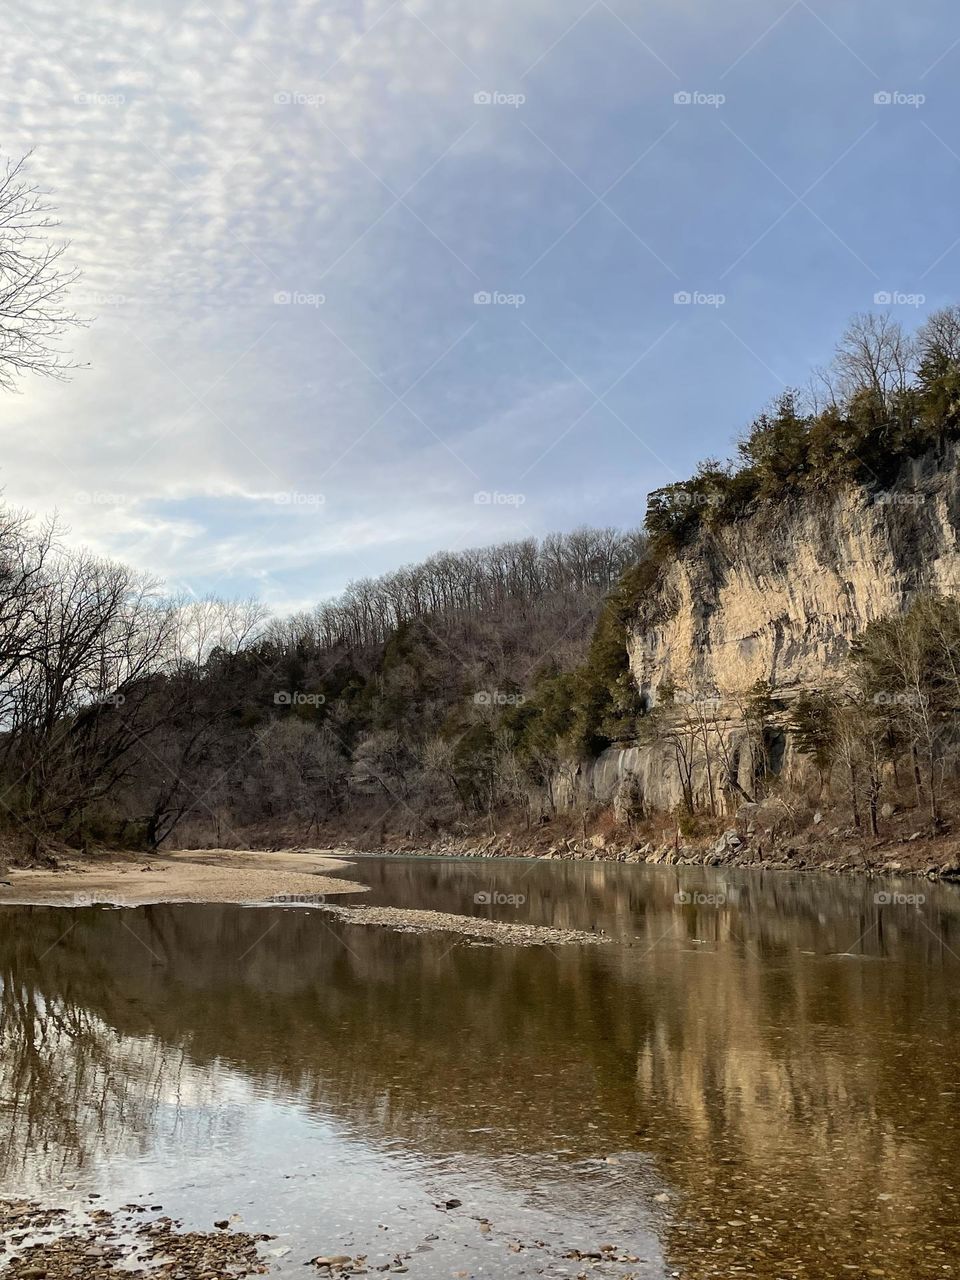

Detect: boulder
[735,802,760,832]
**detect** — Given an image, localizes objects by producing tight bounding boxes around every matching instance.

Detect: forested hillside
[4,303,960,860]
[0,524,643,855]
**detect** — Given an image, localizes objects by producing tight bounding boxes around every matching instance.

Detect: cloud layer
[2,0,959,607]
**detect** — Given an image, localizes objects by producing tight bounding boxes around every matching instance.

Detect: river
[1,856,959,1278]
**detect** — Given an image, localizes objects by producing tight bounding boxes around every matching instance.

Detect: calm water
[2,856,960,1279]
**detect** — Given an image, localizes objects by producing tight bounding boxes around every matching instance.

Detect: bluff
[563,444,960,815]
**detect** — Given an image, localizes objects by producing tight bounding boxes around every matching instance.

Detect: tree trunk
[912,745,924,809]
[928,763,940,825]
[849,762,861,830]
[868,770,880,838]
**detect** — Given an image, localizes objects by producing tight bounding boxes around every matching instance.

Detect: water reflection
[2,859,960,1278]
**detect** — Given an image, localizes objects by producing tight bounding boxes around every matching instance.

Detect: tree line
[273,527,646,653]
[0,507,271,854]
[0,514,644,855]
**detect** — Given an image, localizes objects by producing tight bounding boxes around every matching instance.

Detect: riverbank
[6,804,960,917]
[0,847,364,906]
[1,1200,275,1279]
[1,1193,643,1278]
[0,848,609,946]
[326,802,960,880]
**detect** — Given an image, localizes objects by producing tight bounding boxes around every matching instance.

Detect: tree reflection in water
[1,861,960,1279]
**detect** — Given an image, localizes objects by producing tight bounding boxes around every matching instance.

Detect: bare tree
[0,151,83,390]
[170,595,268,672]
[916,306,960,374]
[816,312,913,412]
[254,719,345,841]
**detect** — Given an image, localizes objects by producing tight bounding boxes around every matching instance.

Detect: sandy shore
[0,848,612,945]
[0,848,364,907]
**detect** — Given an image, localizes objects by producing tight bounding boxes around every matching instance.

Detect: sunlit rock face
[629,443,960,704]
[567,444,960,815]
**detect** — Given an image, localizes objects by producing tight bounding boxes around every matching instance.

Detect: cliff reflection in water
[2,859,960,1279]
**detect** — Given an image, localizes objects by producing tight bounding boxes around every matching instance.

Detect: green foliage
[501,665,576,778]
[452,722,497,811]
[643,311,960,549]
[494,556,659,765]
[789,689,840,776]
[736,391,811,488]
[918,364,960,439]
[566,558,659,754]
[744,678,777,729]
[645,459,742,549]
[365,620,453,734]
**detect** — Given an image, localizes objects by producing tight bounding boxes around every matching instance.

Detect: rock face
[629,445,960,705]
[559,446,960,816]
[557,730,759,816]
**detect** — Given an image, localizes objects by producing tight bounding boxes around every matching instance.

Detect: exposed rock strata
[570,446,960,814]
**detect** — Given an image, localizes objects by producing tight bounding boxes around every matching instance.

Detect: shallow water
[2,856,960,1278]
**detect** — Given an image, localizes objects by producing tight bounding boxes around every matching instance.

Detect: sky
[1,0,959,611]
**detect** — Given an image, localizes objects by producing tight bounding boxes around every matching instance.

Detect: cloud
[1,0,957,611]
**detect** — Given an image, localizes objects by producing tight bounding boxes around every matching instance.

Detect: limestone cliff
[564,444,960,815]
[629,443,960,705]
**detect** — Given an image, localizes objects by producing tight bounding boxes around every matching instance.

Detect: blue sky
[2,0,959,609]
